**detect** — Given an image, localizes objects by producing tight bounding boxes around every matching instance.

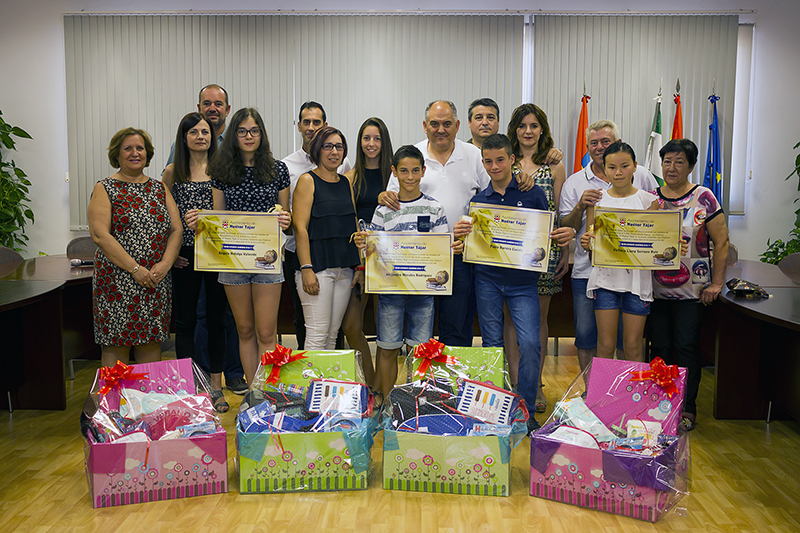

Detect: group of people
[88,84,729,432]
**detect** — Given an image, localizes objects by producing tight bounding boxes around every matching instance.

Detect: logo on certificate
[522,247,546,268]
[425,270,450,291]
[652,246,678,267]
[255,249,278,270]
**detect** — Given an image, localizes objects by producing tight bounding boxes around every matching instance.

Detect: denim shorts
[218,271,284,286]
[593,288,650,316]
[376,294,435,350]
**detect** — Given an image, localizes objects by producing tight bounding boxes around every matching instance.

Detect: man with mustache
[381,100,538,347]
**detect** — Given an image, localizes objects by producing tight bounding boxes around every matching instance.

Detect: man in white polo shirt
[379,100,485,346]
[282,101,352,349]
[560,119,659,371]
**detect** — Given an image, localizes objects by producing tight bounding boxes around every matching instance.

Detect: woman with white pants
[292,126,362,349]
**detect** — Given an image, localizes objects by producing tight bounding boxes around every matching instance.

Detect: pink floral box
[530,423,689,522]
[84,359,227,508]
[84,429,227,508]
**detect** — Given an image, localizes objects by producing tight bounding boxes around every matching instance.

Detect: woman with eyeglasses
[292,126,362,350]
[187,108,291,388]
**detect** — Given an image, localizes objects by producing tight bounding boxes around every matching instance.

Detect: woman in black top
[342,117,393,384]
[293,126,361,350]
[162,112,229,412]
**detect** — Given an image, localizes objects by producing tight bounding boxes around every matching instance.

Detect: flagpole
[573,84,591,173]
[644,85,664,186]
[671,78,683,141]
[703,83,723,201]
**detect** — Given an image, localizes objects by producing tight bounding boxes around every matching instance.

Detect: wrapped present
[82,359,227,508]
[404,340,507,389]
[585,357,687,436]
[529,359,690,521]
[384,346,526,496]
[237,347,377,493]
[530,423,689,522]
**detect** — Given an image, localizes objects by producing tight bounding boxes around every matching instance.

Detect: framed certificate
[591,208,683,270]
[194,210,282,273]
[463,202,555,272]
[364,232,453,295]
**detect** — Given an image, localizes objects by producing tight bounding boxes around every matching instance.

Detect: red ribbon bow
[629,357,681,398]
[413,339,458,378]
[260,345,307,385]
[98,361,149,395]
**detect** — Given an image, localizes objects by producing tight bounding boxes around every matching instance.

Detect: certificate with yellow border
[591,208,682,270]
[463,202,554,272]
[194,210,282,273]
[365,232,453,295]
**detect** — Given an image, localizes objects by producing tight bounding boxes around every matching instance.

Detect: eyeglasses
[322,143,345,152]
[236,127,261,138]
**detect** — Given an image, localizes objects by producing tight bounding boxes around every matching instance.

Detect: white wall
[2,0,798,260]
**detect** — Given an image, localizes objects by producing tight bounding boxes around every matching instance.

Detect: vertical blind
[64,14,524,230]
[531,15,738,214]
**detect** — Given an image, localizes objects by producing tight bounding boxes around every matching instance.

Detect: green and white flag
[644,93,664,186]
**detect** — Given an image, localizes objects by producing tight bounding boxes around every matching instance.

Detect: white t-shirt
[586,189,658,302]
[560,164,659,279]
[386,139,490,232]
[281,148,352,252]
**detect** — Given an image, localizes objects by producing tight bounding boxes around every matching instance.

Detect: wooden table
[726,258,800,288]
[710,260,800,420]
[0,280,66,410]
[1,255,98,382]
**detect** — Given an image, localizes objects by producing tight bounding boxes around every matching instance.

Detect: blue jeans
[475,274,540,411]
[376,294,435,350]
[436,255,476,347]
[593,288,651,316]
[572,277,624,350]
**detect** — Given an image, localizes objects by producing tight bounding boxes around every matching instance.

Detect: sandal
[372,390,384,409]
[535,385,547,413]
[680,412,696,432]
[211,390,229,414]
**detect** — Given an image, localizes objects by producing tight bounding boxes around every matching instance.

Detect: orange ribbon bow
[413,339,458,378]
[260,345,307,385]
[98,361,149,395]
[629,357,681,398]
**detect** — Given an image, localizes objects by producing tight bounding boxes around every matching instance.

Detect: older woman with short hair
[89,127,182,366]
[649,138,729,431]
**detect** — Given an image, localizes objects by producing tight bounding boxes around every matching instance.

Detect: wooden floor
[2,339,800,532]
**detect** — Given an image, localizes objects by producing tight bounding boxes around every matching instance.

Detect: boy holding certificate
[355,145,459,400]
[455,134,570,433]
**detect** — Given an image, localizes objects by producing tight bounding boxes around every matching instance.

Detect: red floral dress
[92,177,172,346]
